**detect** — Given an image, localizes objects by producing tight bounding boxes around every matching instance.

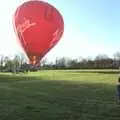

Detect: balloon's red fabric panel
[13,0,64,65]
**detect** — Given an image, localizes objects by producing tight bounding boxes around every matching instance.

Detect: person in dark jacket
[116,77,120,104]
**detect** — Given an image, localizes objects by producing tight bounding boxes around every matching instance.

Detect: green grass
[0,69,119,120]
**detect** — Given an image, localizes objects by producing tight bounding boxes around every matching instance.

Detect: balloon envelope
[13,0,64,65]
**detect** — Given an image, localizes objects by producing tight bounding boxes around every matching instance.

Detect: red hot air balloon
[13,0,64,66]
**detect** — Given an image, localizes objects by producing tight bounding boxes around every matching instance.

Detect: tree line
[41,54,118,70]
[0,52,120,72]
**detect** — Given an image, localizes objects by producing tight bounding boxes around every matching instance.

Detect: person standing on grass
[116,77,120,104]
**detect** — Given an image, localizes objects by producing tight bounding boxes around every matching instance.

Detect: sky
[0,0,120,62]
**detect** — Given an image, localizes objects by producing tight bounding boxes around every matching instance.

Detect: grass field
[0,69,120,120]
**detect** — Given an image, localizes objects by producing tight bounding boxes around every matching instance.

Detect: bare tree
[40,57,48,67]
[19,53,27,66]
[113,52,120,68]
[94,54,110,68]
[0,55,4,70]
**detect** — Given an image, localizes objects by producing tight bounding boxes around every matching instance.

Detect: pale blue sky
[0,0,120,61]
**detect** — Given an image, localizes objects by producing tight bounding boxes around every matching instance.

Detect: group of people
[11,63,39,74]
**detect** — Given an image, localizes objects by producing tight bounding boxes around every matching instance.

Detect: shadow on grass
[0,73,119,120]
